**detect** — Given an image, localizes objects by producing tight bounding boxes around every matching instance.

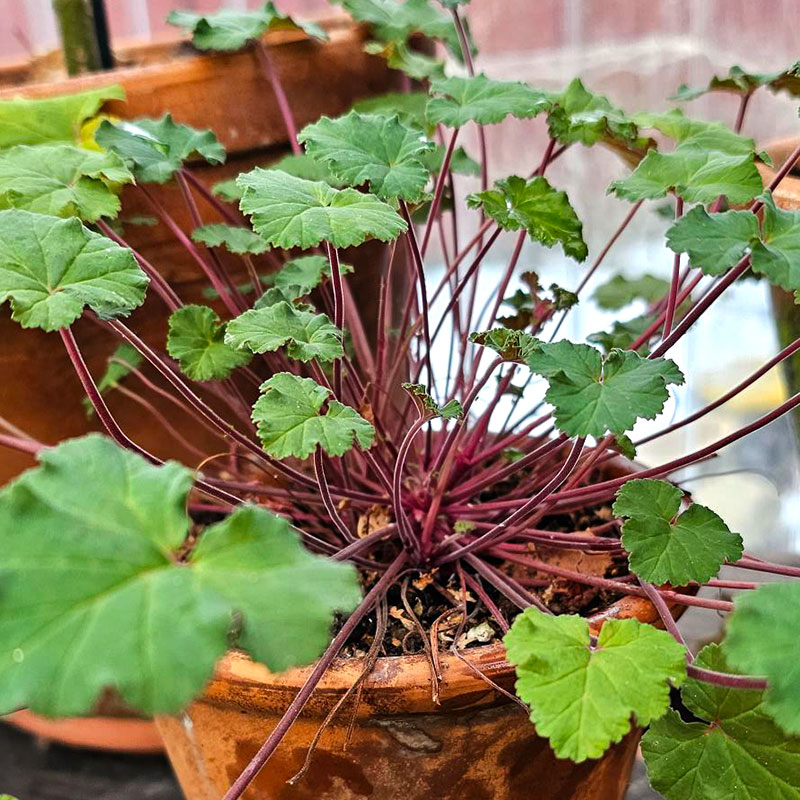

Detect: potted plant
[0,1,799,798]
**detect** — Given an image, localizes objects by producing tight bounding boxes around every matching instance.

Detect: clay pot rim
[211,593,662,704]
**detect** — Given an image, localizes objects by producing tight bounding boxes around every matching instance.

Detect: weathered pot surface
[158,594,660,800]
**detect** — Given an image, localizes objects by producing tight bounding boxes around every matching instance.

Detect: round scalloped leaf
[225,301,343,362]
[95,115,226,184]
[0,210,148,331]
[614,478,743,585]
[237,168,407,249]
[426,74,550,128]
[298,111,435,202]
[666,206,759,275]
[167,305,252,381]
[505,608,686,762]
[252,373,374,459]
[468,175,587,261]
[0,144,133,222]
[642,643,800,800]
[0,434,361,716]
[524,340,684,437]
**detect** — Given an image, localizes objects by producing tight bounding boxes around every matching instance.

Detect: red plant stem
[0,433,45,457]
[314,449,355,543]
[222,553,407,800]
[734,91,753,134]
[547,201,644,344]
[61,327,158,462]
[486,230,527,333]
[176,171,248,312]
[325,243,345,399]
[686,664,766,690]
[114,384,208,461]
[96,220,182,311]
[464,552,549,613]
[731,557,800,579]
[638,578,685,645]
[399,201,435,392]
[636,333,800,446]
[451,6,487,198]
[429,227,503,347]
[332,524,397,562]
[60,327,241,506]
[441,438,584,563]
[448,433,567,503]
[392,415,429,556]
[106,319,327,492]
[429,217,495,305]
[138,184,241,317]
[662,197,684,340]
[180,168,241,225]
[466,409,550,466]
[420,127,460,257]
[463,572,509,632]
[255,40,301,155]
[341,278,376,379]
[552,389,800,508]
[495,552,734,613]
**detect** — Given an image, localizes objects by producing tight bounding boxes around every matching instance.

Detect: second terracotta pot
[157,596,660,800]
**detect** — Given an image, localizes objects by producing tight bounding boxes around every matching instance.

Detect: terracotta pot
[3,709,163,754]
[758,139,800,440]
[157,593,663,800]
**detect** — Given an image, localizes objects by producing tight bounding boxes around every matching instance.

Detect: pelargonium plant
[0,1,800,798]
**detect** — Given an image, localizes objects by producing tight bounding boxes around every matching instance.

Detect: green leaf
[211,155,342,203]
[672,63,800,101]
[642,644,800,800]
[84,342,143,416]
[505,608,686,762]
[167,2,327,50]
[725,582,800,736]
[426,74,550,128]
[524,340,684,437]
[237,168,407,249]
[0,85,124,148]
[592,274,670,310]
[191,223,270,255]
[0,434,360,716]
[252,373,374,459]
[546,78,642,148]
[225,302,343,362]
[613,478,743,584]
[609,114,762,204]
[167,305,251,381]
[587,314,653,353]
[468,175,587,261]
[271,254,352,297]
[333,0,460,55]
[469,328,541,362]
[401,383,463,419]
[0,144,133,222]
[298,111,434,202]
[750,191,800,291]
[364,40,446,80]
[353,91,431,132]
[0,210,147,331]
[95,115,226,184]
[666,206,759,275]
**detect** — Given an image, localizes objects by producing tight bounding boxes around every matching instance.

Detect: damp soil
[337,502,630,659]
